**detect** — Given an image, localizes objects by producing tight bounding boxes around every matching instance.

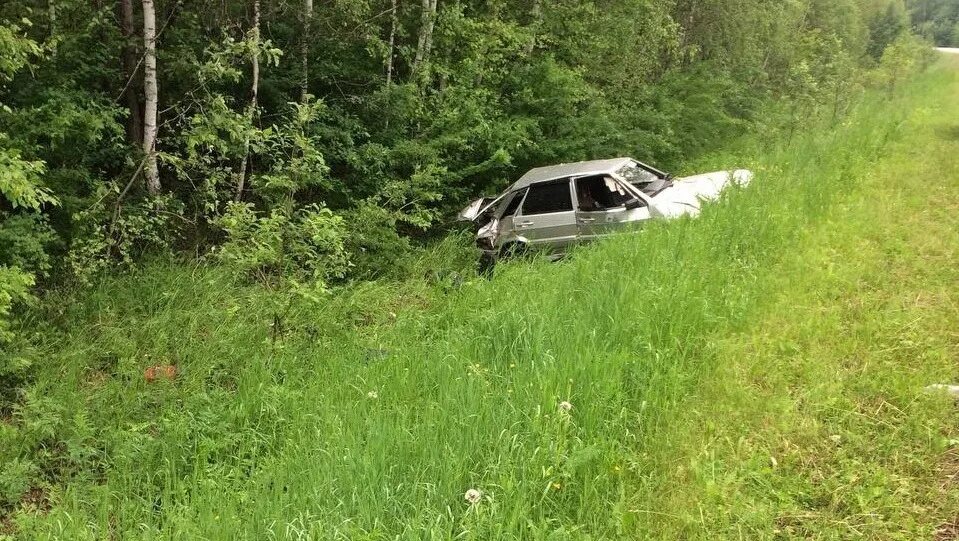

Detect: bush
[216,202,350,287]
[0,266,32,346]
[340,201,414,280]
[66,193,185,284]
[0,265,34,411]
[872,33,937,93]
[0,212,58,279]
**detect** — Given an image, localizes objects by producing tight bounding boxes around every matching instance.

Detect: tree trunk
[48,0,57,38]
[235,0,260,202]
[525,0,541,54]
[385,0,398,86]
[142,0,160,195]
[423,0,437,64]
[412,0,437,76]
[120,0,142,145]
[300,0,312,102]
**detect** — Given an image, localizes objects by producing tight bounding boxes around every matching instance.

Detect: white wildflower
[464,488,482,504]
[558,401,573,413]
[367,390,378,399]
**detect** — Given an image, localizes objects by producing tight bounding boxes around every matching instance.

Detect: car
[458,157,752,266]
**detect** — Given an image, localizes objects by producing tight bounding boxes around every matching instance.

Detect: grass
[2,56,959,539]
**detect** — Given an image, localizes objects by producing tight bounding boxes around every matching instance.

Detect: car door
[574,175,651,240]
[514,179,578,251]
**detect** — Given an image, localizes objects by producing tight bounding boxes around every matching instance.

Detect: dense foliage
[0,0,939,293]
[909,0,959,46]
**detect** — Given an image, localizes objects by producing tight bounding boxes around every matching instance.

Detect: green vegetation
[0,0,943,301]
[3,0,959,537]
[909,0,959,46]
[2,52,957,541]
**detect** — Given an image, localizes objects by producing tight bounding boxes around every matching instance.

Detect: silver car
[459,157,752,262]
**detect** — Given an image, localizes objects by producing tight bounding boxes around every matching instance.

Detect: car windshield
[617,162,670,197]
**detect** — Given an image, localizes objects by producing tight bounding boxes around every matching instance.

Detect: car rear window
[521,181,572,215]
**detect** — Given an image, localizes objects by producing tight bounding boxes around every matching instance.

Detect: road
[936,47,959,54]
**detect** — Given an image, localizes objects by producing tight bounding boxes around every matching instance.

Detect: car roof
[508,157,635,191]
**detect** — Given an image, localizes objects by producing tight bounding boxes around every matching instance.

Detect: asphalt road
[936,47,959,55]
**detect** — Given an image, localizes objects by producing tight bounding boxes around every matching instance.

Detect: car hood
[651,169,752,217]
[457,197,497,221]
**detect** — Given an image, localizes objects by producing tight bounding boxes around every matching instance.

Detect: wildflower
[367,390,378,399]
[467,363,488,377]
[558,400,573,413]
[829,434,842,443]
[464,488,482,504]
[552,482,562,490]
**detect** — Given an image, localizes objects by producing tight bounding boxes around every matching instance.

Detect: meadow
[3,56,959,539]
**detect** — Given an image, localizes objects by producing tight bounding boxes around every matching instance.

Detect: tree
[385,0,398,86]
[300,0,313,102]
[868,1,908,59]
[412,0,438,77]
[142,0,161,195]
[119,0,142,145]
[235,0,261,202]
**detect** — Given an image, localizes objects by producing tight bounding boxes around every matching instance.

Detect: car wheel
[499,242,529,260]
[477,251,497,278]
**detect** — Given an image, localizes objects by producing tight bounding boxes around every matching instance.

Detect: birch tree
[525,0,542,54]
[385,0,398,86]
[142,0,160,195]
[235,0,261,202]
[300,0,313,102]
[412,0,437,76]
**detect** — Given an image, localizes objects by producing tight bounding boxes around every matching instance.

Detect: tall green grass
[4,60,957,539]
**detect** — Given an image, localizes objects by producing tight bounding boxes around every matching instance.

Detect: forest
[1,0,954,300]
[2,0,959,537]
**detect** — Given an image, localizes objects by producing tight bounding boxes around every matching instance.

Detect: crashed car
[459,157,752,262]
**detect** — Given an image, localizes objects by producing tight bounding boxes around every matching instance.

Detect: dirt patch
[939,448,959,490]
[936,517,959,540]
[934,448,959,539]
[935,124,959,141]
[21,487,51,512]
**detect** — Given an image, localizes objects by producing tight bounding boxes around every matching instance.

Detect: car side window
[500,188,527,218]
[576,175,636,211]
[520,181,573,215]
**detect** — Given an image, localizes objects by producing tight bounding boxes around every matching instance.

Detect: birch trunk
[120,0,142,145]
[142,0,161,195]
[300,0,312,102]
[385,0,398,86]
[412,0,437,76]
[423,0,437,63]
[48,0,56,37]
[235,0,260,202]
[525,0,542,54]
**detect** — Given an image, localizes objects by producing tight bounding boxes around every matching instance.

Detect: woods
[0,1,948,341]
[0,1,947,292]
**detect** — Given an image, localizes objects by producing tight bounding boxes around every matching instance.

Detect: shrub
[215,202,350,287]
[872,33,937,93]
[66,193,185,284]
